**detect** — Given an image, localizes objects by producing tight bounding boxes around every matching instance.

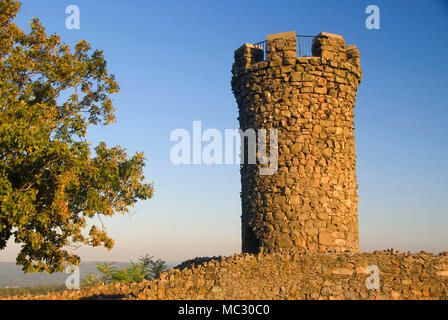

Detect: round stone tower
[232,31,362,254]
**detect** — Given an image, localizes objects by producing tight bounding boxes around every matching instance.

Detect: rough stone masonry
[5,252,447,300]
[232,31,362,254]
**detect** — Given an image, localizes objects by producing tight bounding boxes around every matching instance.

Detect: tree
[0,0,154,273]
[139,254,167,279]
[82,255,168,286]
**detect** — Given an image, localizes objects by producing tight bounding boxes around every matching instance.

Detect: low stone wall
[3,251,448,300]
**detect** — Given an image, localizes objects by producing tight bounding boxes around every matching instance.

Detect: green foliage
[0,0,154,273]
[83,255,167,286]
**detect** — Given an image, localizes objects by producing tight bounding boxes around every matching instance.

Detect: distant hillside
[0,262,127,288]
[0,260,177,288]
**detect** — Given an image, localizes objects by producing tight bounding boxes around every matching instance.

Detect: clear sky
[2,0,447,264]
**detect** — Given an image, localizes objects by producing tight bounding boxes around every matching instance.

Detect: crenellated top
[232,31,362,79]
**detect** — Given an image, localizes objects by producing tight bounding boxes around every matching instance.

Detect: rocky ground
[2,250,448,300]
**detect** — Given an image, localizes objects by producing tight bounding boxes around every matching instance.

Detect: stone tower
[232,31,362,254]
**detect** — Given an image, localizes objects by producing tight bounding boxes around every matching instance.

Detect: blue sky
[2,0,448,264]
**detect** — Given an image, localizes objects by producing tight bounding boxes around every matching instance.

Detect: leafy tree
[83,255,168,286]
[0,0,154,273]
[139,254,167,279]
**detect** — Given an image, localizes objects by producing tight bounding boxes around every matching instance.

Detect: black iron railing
[253,40,267,60]
[253,35,315,61]
[297,35,314,57]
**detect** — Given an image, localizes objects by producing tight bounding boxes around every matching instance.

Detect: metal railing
[297,35,314,57]
[253,35,315,61]
[253,40,267,61]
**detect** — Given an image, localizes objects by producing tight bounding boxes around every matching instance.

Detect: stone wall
[232,31,362,254]
[128,252,448,300]
[5,252,448,300]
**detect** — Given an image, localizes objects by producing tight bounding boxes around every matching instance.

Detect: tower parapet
[232,31,362,254]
